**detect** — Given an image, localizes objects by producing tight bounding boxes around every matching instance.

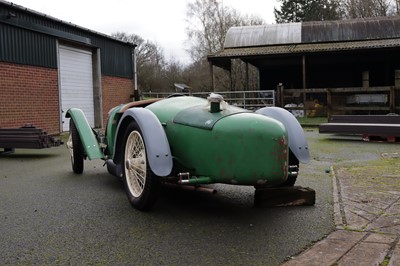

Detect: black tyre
[279,149,299,187]
[122,121,160,211]
[68,119,84,174]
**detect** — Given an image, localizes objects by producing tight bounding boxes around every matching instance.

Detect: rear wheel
[68,119,84,174]
[122,121,160,211]
[279,149,299,187]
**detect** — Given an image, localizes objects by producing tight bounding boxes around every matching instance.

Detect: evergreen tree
[274,0,307,23]
[274,0,342,23]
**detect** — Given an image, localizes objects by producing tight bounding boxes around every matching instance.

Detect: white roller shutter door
[59,45,94,131]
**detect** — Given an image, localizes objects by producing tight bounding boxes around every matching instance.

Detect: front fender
[116,108,172,177]
[256,107,310,164]
[66,108,103,160]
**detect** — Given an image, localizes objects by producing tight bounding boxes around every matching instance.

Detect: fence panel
[142,90,275,110]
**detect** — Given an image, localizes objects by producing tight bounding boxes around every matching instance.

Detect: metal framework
[142,90,276,110]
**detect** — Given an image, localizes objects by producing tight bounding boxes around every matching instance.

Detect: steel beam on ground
[329,115,400,124]
[319,123,400,136]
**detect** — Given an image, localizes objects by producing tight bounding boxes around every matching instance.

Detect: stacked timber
[0,125,62,149]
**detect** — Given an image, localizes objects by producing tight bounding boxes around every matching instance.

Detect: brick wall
[101,76,133,126]
[0,62,133,134]
[0,62,60,134]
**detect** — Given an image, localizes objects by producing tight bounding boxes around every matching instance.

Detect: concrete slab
[386,202,400,215]
[377,225,400,235]
[363,233,397,244]
[338,242,391,265]
[388,243,400,266]
[346,206,378,222]
[367,216,400,233]
[332,168,345,228]
[343,208,370,230]
[283,237,361,266]
[327,230,367,241]
[281,130,400,266]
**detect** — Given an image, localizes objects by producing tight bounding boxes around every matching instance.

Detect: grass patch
[297,116,328,126]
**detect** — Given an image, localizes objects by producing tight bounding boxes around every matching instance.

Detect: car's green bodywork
[65,108,103,160]
[146,97,288,186]
[66,95,306,187]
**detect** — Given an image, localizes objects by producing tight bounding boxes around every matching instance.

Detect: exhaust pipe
[163,183,217,194]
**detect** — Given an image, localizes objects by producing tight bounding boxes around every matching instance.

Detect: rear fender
[114,108,172,177]
[256,107,310,164]
[66,108,103,160]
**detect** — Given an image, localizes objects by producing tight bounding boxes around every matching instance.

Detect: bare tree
[163,59,187,91]
[396,0,400,14]
[185,0,264,91]
[112,32,165,72]
[112,32,170,93]
[185,0,264,62]
[340,0,397,18]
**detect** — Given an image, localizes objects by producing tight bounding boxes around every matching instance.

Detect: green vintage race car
[66,94,310,211]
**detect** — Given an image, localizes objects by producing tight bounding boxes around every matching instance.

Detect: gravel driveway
[3,128,390,265]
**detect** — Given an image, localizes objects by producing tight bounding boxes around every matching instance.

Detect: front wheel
[67,119,84,174]
[122,121,160,211]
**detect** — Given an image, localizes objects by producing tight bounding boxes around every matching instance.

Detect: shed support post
[229,66,233,91]
[245,62,249,91]
[390,86,395,113]
[362,71,370,88]
[394,70,400,113]
[209,62,215,91]
[302,55,306,90]
[277,83,284,107]
[302,55,307,107]
[327,89,332,120]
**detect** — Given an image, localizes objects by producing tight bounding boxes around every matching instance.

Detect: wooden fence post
[276,83,284,107]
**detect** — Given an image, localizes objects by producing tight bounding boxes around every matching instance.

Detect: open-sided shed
[208,16,400,116]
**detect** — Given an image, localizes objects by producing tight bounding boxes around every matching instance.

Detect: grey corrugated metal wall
[0,1,132,78]
[0,23,57,67]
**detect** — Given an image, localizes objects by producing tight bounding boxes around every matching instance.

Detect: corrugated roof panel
[224,23,302,48]
[210,38,400,58]
[302,16,400,43]
[224,17,400,50]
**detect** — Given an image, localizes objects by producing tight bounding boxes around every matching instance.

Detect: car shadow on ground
[155,183,315,217]
[158,184,249,213]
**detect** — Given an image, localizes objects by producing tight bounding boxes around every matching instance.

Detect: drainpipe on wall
[131,44,139,101]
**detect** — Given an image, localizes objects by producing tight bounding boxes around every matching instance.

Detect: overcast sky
[9,0,279,64]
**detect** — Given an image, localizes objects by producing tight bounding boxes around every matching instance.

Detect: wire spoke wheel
[124,131,147,197]
[122,121,160,211]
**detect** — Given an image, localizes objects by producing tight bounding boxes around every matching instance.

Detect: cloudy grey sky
[9,0,278,64]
